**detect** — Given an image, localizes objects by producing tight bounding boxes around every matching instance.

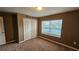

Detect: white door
[31,19,37,38]
[0,17,6,45]
[23,17,37,41]
[23,18,31,40]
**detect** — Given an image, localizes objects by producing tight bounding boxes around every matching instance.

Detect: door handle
[2,32,4,33]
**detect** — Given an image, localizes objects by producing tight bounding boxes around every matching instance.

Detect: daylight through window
[41,19,63,38]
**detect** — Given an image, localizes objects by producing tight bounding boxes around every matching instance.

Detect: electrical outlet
[73,42,77,45]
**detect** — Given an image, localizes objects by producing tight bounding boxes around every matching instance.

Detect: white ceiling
[0,7,78,17]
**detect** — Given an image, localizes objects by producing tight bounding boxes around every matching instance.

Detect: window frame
[41,19,63,38]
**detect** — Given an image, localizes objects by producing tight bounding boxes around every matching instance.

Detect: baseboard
[6,40,16,44]
[19,37,37,43]
[19,39,27,43]
[38,36,79,51]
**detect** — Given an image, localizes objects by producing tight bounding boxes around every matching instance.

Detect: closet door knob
[2,32,4,33]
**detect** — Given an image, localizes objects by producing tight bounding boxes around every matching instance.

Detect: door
[23,17,31,40]
[23,17,37,41]
[0,17,6,45]
[31,19,37,38]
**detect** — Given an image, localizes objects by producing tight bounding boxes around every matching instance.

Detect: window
[41,19,62,38]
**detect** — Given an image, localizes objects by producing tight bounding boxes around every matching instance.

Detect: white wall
[23,17,37,41]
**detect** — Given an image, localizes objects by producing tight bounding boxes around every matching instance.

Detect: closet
[0,17,6,45]
[23,17,37,41]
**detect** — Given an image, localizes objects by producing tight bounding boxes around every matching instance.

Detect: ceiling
[0,7,78,17]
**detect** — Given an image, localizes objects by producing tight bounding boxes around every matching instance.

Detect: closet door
[23,17,31,40]
[0,17,6,45]
[23,17,37,41]
[31,19,37,38]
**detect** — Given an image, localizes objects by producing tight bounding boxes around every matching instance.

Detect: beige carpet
[0,38,73,51]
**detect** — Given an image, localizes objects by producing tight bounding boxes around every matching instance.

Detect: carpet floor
[0,38,74,51]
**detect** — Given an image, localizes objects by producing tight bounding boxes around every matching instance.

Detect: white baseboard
[19,37,37,43]
[38,36,79,51]
[19,39,27,43]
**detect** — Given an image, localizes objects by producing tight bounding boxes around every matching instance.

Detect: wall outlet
[73,42,77,45]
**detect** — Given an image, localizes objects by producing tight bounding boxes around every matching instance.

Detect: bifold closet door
[23,17,37,41]
[0,17,6,45]
[23,18,31,40]
[31,19,37,38]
